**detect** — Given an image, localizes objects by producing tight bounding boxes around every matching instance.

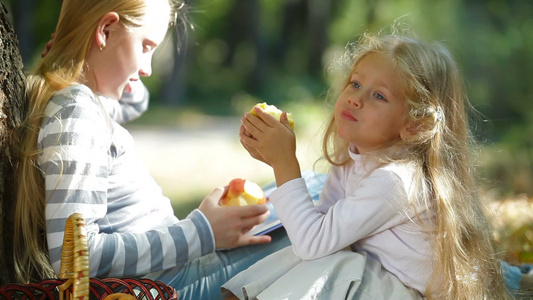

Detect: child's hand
[240,106,301,186]
[240,106,296,168]
[198,188,272,249]
[41,33,55,58]
[239,124,271,166]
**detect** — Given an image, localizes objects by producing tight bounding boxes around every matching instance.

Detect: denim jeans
[169,227,290,300]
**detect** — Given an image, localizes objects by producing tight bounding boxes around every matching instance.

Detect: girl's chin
[102,90,122,100]
[90,83,123,100]
[110,84,129,100]
[336,127,353,141]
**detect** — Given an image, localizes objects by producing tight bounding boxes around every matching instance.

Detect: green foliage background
[4,0,533,198]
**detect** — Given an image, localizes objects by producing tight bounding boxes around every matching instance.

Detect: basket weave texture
[0,213,178,300]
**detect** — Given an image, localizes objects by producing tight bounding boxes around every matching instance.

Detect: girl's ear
[400,121,420,141]
[401,120,437,142]
[94,12,120,49]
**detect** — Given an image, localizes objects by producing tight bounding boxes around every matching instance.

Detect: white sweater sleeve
[316,164,345,213]
[269,168,408,260]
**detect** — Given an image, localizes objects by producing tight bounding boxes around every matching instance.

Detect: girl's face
[87,0,170,99]
[334,52,407,154]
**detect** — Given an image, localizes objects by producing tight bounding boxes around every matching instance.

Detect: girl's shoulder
[380,160,416,178]
[373,160,418,192]
[45,84,104,118]
[50,84,95,104]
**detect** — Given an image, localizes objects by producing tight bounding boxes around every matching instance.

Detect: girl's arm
[315,164,346,213]
[269,168,409,260]
[104,80,149,124]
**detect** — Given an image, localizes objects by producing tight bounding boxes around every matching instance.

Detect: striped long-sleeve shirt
[40,84,215,278]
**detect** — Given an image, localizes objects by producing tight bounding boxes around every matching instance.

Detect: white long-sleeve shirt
[40,84,215,278]
[269,149,434,294]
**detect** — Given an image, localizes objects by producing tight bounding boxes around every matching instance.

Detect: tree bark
[11,0,35,66]
[226,0,263,93]
[0,0,26,285]
[307,0,330,76]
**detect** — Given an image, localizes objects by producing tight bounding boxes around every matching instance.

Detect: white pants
[221,246,423,300]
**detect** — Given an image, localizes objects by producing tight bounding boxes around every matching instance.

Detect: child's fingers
[239,123,260,147]
[231,204,269,219]
[237,234,272,246]
[198,187,225,210]
[241,114,264,137]
[239,136,268,165]
[239,124,253,138]
[252,106,279,127]
[240,133,259,150]
[280,112,293,131]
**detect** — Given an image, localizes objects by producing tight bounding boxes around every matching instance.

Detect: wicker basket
[0,213,178,300]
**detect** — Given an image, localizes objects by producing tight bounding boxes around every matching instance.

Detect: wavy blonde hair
[14,0,186,283]
[322,33,509,299]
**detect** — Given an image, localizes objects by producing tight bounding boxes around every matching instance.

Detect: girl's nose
[348,98,362,107]
[139,57,153,77]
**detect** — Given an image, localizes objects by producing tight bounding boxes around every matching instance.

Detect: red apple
[220,178,266,206]
[251,102,294,130]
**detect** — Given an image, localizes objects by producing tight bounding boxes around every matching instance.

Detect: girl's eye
[374,93,386,101]
[351,82,361,89]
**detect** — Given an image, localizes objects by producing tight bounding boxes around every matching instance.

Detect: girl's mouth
[341,109,357,121]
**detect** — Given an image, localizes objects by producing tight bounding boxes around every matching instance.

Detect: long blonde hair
[14,0,185,283]
[322,34,508,299]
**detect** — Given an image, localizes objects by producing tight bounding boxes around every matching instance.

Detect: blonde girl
[232,33,508,299]
[14,1,286,299]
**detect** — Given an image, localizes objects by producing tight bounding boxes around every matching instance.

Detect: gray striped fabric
[101,80,150,124]
[39,84,214,278]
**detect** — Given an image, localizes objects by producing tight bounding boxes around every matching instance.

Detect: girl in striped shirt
[14,1,289,299]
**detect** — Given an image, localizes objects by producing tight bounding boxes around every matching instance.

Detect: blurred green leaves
[5,0,533,197]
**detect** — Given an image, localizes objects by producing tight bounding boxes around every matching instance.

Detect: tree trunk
[11,0,35,67]
[279,0,308,64]
[226,0,263,93]
[307,0,330,76]
[0,0,26,285]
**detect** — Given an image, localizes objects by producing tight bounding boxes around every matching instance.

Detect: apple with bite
[220,178,267,206]
[251,102,294,130]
